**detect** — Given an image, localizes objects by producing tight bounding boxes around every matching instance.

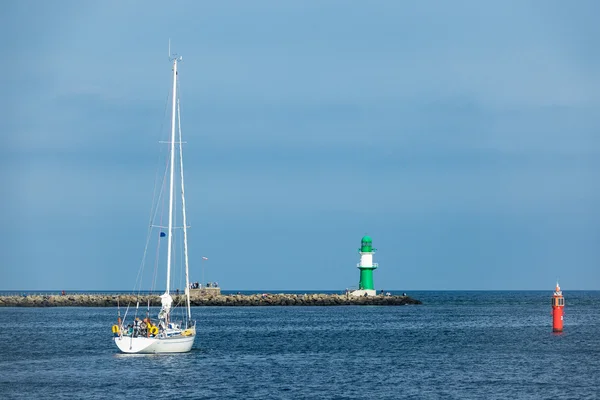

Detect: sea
[0,290,598,399]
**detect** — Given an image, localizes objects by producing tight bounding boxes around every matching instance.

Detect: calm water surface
[0,291,598,399]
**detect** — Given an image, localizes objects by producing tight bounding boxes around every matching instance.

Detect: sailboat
[113,52,196,354]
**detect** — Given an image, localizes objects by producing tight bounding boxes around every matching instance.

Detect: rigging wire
[150,159,169,294]
[176,76,191,322]
[179,76,196,325]
[131,82,172,299]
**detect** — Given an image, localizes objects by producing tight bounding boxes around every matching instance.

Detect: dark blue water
[1,291,599,399]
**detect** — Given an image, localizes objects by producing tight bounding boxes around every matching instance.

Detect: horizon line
[1,288,598,292]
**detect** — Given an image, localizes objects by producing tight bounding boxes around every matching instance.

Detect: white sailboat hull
[114,335,195,354]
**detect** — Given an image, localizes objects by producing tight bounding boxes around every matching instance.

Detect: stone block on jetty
[0,293,422,307]
[189,287,221,297]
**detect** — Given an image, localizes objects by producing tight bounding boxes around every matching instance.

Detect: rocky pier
[0,293,422,307]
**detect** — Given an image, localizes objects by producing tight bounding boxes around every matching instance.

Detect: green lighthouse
[352,235,378,296]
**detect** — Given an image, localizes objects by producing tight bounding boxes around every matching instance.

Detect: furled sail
[159,292,173,319]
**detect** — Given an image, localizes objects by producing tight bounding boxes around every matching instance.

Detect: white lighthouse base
[350,289,377,297]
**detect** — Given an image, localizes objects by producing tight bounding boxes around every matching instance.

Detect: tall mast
[165,56,179,295]
[177,97,192,322]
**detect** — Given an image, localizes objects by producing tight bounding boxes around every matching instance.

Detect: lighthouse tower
[350,236,379,297]
[552,282,565,332]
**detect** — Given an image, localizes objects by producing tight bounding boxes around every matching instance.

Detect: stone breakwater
[0,293,422,307]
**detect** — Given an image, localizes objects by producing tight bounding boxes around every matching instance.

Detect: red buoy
[551,283,564,332]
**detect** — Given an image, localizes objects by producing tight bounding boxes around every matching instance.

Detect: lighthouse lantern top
[554,282,562,296]
[360,235,373,252]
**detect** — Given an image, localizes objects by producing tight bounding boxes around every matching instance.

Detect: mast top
[168,39,182,62]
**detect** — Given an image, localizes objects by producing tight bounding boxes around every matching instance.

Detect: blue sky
[1,0,599,290]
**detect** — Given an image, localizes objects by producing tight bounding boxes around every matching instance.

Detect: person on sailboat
[133,318,141,337]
